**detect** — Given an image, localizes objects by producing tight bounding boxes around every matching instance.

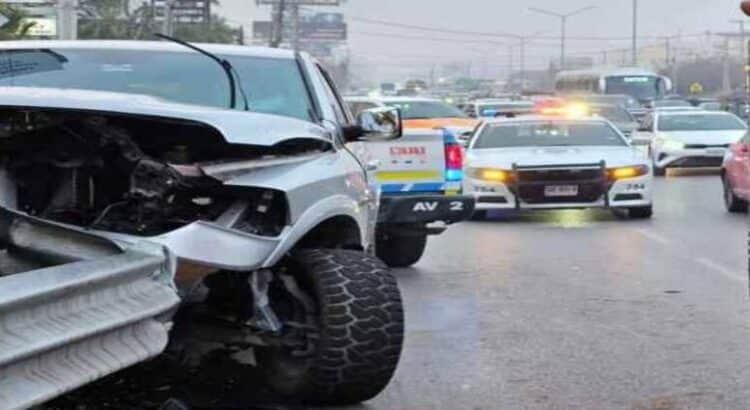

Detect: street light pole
[632,0,638,65]
[560,15,566,70]
[529,6,595,70]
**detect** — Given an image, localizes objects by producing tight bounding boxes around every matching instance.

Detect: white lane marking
[693,257,744,283]
[632,228,671,246]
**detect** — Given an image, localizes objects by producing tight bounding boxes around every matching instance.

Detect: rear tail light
[445,143,463,182]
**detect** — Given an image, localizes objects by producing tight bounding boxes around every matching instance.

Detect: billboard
[253,12,346,41]
[151,0,211,23]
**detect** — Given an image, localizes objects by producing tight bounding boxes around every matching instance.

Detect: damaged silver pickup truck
[0,40,406,408]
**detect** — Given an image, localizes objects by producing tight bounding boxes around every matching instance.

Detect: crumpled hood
[467,146,648,169]
[656,130,746,145]
[0,86,331,146]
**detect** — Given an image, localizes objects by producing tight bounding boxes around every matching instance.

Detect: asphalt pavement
[349,173,750,410]
[50,172,749,410]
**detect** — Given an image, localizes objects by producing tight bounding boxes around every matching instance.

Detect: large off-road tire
[723,175,748,213]
[376,233,427,268]
[259,249,404,405]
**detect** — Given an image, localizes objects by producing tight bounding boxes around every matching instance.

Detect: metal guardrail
[0,209,180,410]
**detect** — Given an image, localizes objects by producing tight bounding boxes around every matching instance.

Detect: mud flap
[0,208,180,409]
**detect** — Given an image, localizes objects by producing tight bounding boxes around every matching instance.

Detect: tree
[77,0,240,44]
[173,15,237,44]
[0,4,36,40]
[78,0,154,40]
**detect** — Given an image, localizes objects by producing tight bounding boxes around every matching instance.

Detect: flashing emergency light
[444,143,463,182]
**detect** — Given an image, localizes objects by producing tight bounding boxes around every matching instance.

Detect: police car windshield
[591,105,635,123]
[477,103,533,117]
[653,100,692,108]
[384,100,468,119]
[474,121,627,149]
[658,114,747,131]
[581,94,641,109]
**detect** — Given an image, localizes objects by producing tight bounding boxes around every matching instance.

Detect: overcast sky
[215,0,748,78]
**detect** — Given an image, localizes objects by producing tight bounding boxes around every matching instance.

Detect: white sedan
[640,111,748,176]
[464,116,653,218]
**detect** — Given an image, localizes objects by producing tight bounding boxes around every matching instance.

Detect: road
[50,173,748,410]
[355,173,750,410]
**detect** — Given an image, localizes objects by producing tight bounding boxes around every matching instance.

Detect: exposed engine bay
[0,108,327,237]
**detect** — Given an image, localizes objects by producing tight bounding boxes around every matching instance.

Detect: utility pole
[507,45,514,88]
[162,0,175,36]
[723,36,732,94]
[529,6,595,70]
[632,0,638,65]
[730,19,748,93]
[270,0,287,48]
[58,0,78,40]
[520,39,526,91]
[290,3,300,52]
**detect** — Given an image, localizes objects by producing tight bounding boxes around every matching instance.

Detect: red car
[721,132,750,213]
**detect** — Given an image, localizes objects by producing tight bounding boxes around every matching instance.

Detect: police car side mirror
[457,133,472,147]
[344,107,403,142]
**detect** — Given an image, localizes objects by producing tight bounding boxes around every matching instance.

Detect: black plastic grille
[516,168,605,183]
[516,183,605,204]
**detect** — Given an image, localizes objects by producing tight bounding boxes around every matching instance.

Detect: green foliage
[77,0,238,43]
[0,4,36,40]
[173,16,237,44]
[78,0,154,40]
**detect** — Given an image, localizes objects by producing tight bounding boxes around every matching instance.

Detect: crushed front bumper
[0,207,179,409]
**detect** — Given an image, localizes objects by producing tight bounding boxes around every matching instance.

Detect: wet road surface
[354,173,750,410]
[51,174,749,410]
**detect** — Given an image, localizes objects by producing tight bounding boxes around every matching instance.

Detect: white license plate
[706,149,726,156]
[544,185,579,197]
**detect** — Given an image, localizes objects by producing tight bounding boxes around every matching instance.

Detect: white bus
[555,67,672,103]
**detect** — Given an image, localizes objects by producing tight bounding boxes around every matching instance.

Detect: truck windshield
[605,76,662,101]
[0,48,314,121]
[384,100,468,119]
[474,121,627,148]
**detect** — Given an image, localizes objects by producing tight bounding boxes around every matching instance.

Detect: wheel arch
[261,194,371,268]
[294,215,363,251]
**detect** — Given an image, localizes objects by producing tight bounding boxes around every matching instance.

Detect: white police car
[464,111,654,218]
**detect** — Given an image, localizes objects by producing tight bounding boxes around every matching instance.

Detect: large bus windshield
[605,76,663,101]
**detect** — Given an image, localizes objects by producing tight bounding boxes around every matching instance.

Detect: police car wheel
[471,210,488,220]
[376,233,427,268]
[628,206,653,219]
[652,164,666,177]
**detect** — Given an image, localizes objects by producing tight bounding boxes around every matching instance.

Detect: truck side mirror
[343,107,403,142]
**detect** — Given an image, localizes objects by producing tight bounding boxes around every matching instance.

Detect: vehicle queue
[346,71,750,219]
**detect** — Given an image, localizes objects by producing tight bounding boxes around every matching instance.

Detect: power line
[348,15,709,42]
